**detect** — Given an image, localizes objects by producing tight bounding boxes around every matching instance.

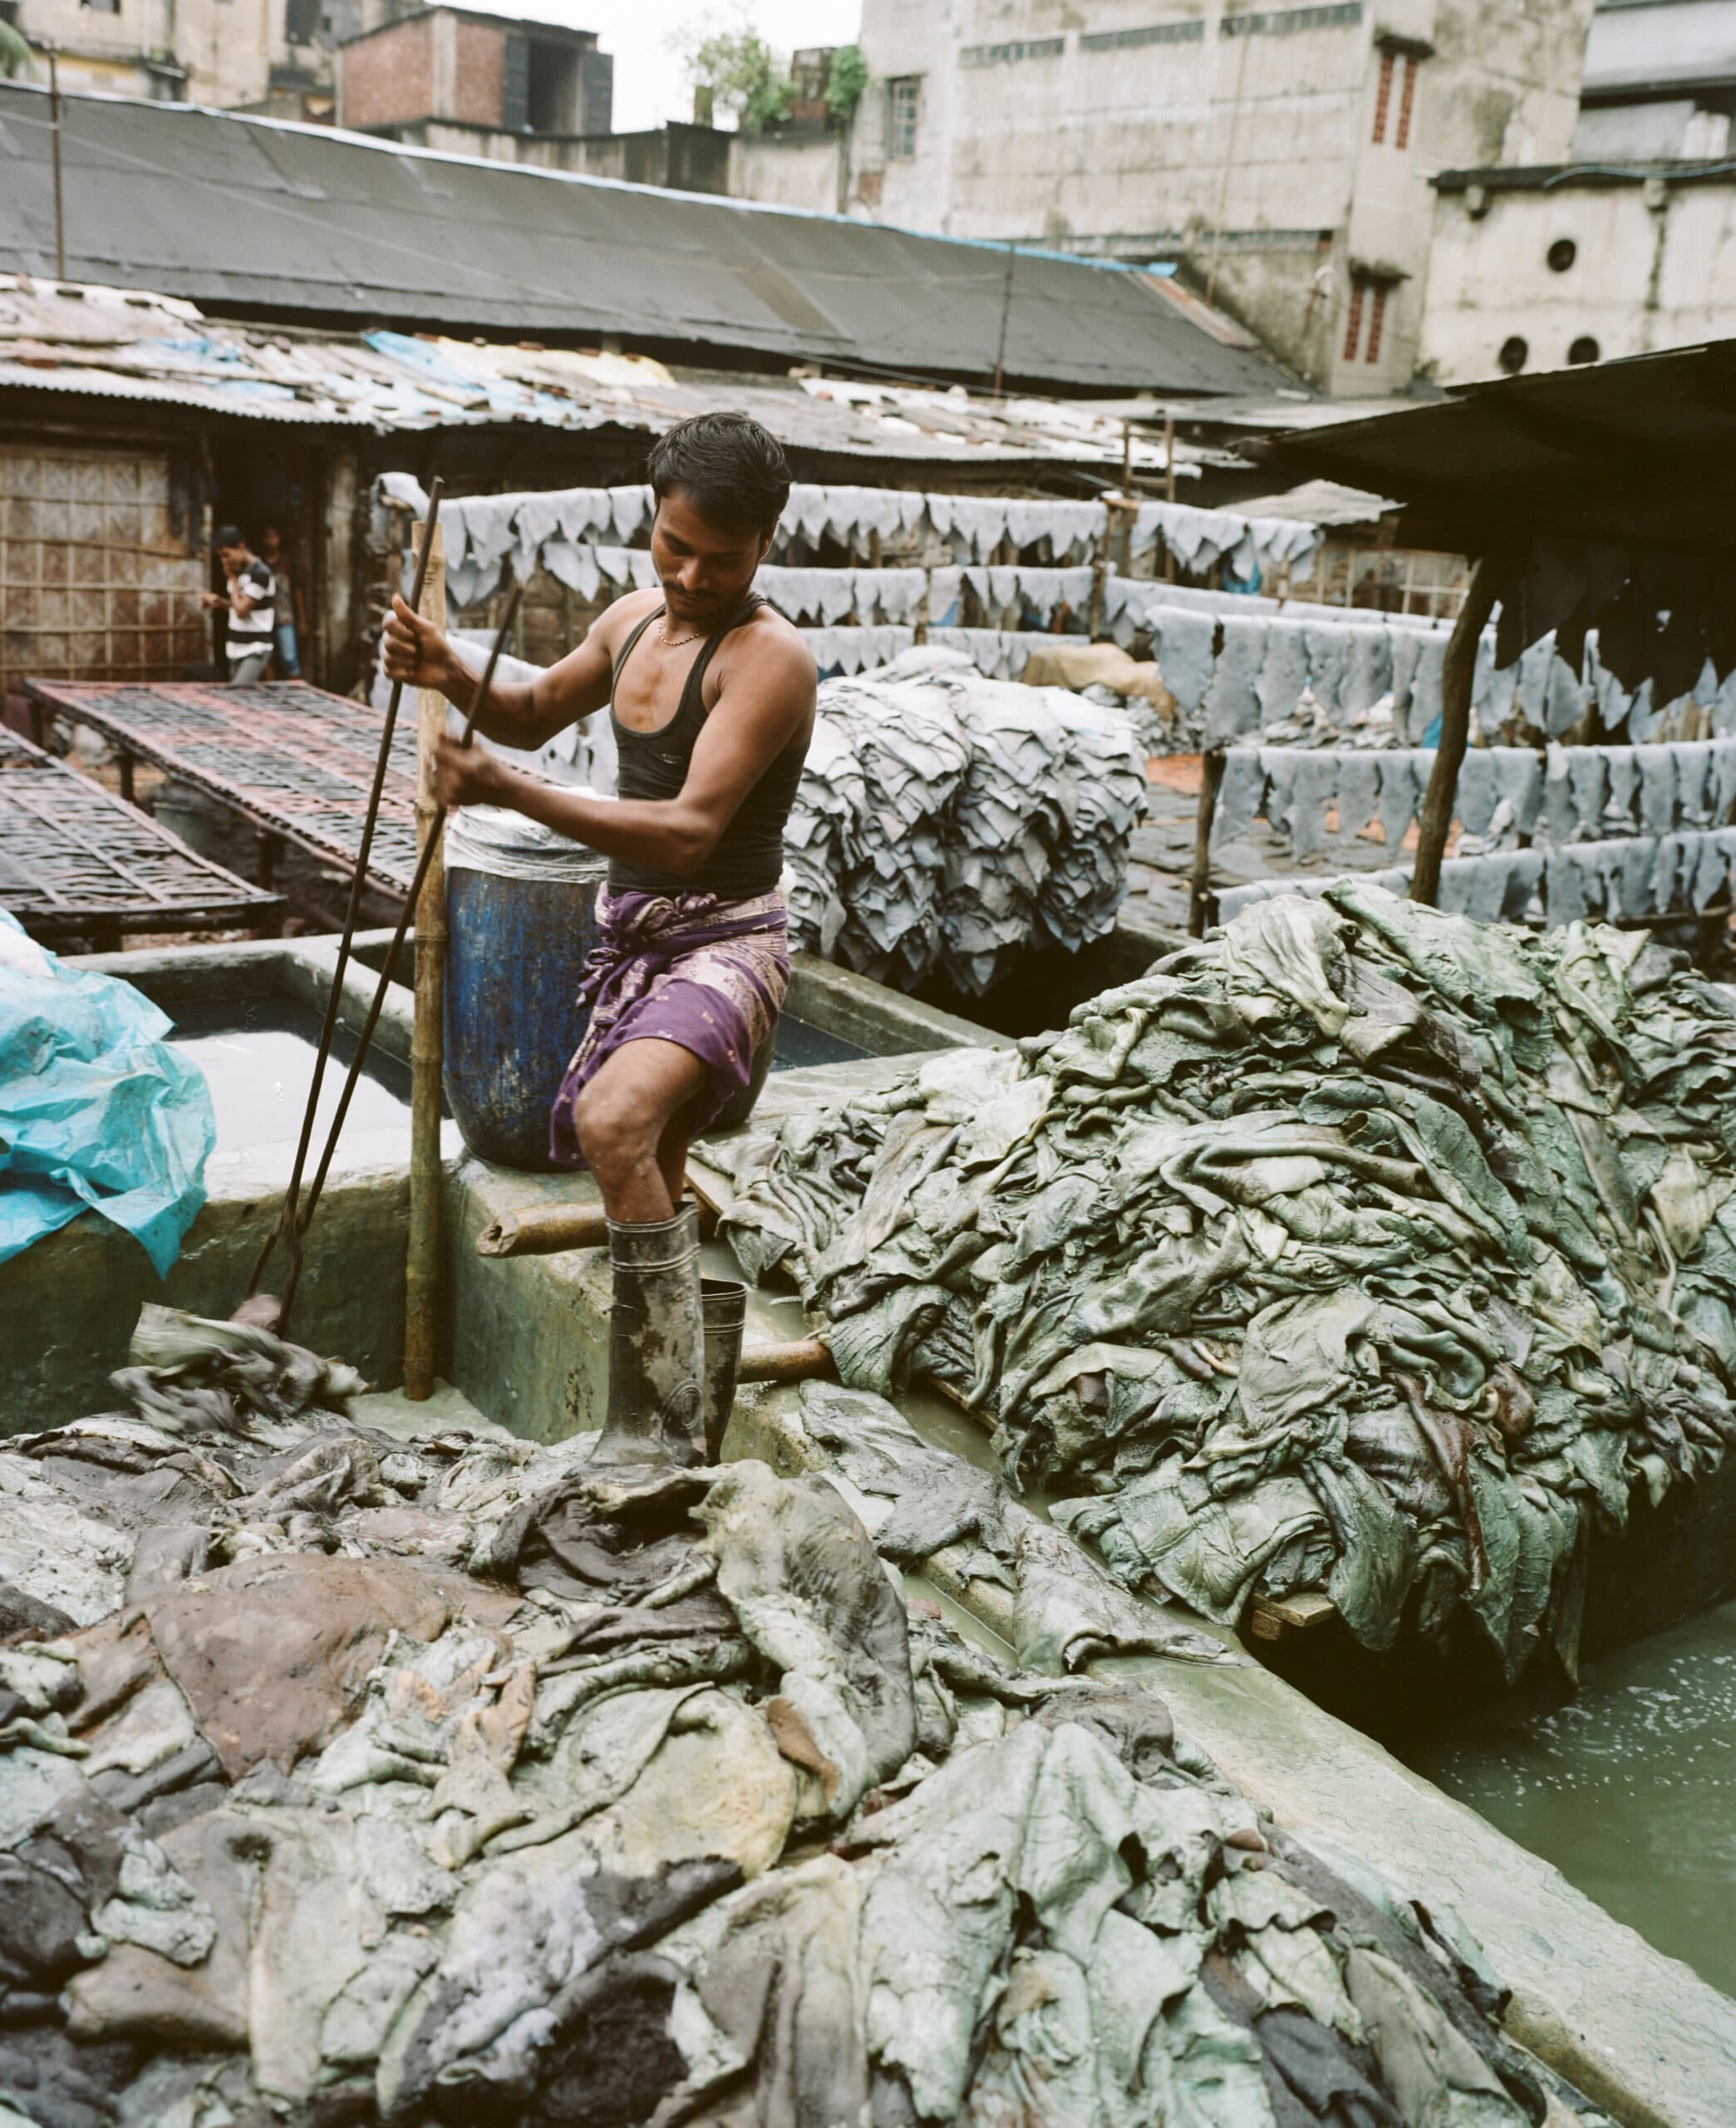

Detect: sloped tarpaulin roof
[1257,340,1736,692]
[0,83,1287,398]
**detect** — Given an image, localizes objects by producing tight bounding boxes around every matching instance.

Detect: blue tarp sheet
[0,911,214,1274]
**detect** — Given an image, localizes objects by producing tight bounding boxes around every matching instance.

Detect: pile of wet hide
[0,1309,1591,2127]
[716,884,1736,1677]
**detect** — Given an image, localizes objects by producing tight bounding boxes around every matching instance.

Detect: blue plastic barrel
[443,808,607,1170]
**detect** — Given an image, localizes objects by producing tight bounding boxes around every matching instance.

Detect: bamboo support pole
[1410,553,1504,909]
[1189,747,1226,938]
[475,1197,718,1259]
[404,520,445,1400]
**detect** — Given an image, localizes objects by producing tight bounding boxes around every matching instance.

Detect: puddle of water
[169,996,414,1160]
[771,1017,867,1072]
[1404,1598,1736,1996]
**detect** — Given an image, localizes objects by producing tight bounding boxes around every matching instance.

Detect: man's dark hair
[648,412,790,539]
[214,523,245,549]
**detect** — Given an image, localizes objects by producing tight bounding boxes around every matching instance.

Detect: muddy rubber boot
[701,1277,747,1462]
[592,1206,706,1467]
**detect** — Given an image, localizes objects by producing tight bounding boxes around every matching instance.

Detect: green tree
[0,19,36,77]
[824,45,868,129]
[682,27,794,137]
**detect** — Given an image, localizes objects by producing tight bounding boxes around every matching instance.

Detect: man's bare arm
[382,590,643,750]
[431,628,814,875]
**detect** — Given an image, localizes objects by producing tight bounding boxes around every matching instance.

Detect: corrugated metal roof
[1256,340,1736,550]
[0,82,1288,397]
[0,275,1218,477]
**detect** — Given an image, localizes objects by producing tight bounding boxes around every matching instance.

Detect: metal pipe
[48,47,65,281]
[249,477,445,1323]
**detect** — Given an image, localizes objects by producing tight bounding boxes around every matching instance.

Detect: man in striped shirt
[202,525,275,682]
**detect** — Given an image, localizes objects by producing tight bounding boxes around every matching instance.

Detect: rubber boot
[592,1206,706,1467]
[701,1277,747,1462]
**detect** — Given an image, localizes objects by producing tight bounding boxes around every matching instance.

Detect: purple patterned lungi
[549,883,790,1168]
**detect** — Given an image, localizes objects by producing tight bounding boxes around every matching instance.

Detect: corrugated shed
[0,276,1224,478]
[0,82,1289,397]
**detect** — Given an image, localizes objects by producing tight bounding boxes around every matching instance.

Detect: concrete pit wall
[0,934,993,1434]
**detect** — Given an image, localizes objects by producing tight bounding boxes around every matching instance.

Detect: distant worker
[200,525,275,684]
[259,523,306,678]
[381,412,815,1468]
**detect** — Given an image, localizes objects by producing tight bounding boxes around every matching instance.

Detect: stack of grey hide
[785,648,1148,994]
[1214,738,1736,927]
[0,1303,1602,2128]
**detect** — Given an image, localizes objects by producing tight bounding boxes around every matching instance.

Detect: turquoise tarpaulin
[0,910,214,1274]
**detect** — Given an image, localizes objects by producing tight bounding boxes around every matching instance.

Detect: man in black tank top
[383,413,816,1467]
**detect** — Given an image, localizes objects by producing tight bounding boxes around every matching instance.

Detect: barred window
[1371,49,1394,143]
[960,37,1065,66]
[1222,3,1362,37]
[888,76,920,160]
[1080,20,1206,51]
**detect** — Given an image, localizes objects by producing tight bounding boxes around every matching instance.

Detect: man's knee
[574,1076,657,1179]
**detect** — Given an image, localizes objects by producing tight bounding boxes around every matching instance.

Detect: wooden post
[1190,747,1226,938]
[1411,552,1504,909]
[117,751,135,806]
[1163,412,1177,504]
[404,519,446,1401]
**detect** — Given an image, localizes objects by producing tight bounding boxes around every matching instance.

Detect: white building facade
[835,0,1595,395]
[1417,0,1736,382]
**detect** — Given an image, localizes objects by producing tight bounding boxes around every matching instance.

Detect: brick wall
[339,15,435,132]
[450,17,507,128]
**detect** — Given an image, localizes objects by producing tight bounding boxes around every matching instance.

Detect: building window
[888,76,920,160]
[81,0,122,12]
[1371,51,1394,144]
[1568,335,1601,365]
[1394,54,1419,147]
[1222,4,1363,38]
[1498,335,1529,375]
[1342,280,1365,362]
[1365,283,1389,363]
[1547,237,1576,273]
[1081,20,1206,50]
[959,38,1065,66]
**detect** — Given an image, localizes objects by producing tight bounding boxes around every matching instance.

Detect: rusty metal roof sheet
[0,721,285,938]
[22,680,420,899]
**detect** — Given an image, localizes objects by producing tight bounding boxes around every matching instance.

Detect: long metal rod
[991,239,1017,395]
[281,584,523,1323]
[48,47,66,280]
[250,477,444,1310]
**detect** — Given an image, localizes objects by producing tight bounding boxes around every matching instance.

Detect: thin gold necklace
[659,616,705,649]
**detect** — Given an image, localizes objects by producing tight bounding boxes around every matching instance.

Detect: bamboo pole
[403,520,445,1400]
[1410,552,1504,909]
[1190,747,1226,938]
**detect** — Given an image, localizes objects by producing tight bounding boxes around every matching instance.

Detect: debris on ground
[717,886,1736,1676]
[0,1306,1596,2126]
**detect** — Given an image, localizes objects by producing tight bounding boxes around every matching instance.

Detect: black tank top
[607,596,809,899]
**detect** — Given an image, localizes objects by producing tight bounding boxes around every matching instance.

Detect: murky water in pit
[1404,1598,1736,1996]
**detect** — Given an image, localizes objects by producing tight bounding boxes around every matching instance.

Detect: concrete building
[1418,0,1736,382]
[335,4,612,162]
[798,1,1597,397]
[1,0,338,117]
